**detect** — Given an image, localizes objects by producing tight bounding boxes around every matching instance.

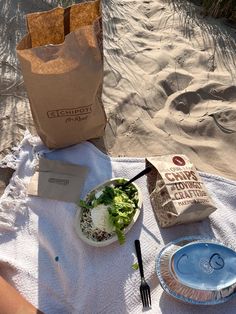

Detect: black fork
[135,240,151,308]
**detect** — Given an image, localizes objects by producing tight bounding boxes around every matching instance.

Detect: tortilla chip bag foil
[16,0,106,149]
[146,155,216,228]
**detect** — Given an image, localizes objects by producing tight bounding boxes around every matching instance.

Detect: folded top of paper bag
[27,157,88,203]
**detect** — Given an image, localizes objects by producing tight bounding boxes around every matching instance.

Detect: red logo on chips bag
[172,156,186,166]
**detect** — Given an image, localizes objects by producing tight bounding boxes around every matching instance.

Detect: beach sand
[0,0,236,187]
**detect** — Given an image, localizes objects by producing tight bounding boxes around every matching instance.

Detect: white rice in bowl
[80,207,114,242]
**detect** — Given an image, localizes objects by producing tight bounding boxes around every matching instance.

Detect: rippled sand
[0,0,236,179]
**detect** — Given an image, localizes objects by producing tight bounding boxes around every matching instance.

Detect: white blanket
[1,133,236,314]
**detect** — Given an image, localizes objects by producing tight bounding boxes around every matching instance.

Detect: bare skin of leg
[0,276,44,314]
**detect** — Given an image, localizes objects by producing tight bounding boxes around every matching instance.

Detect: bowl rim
[74,177,143,247]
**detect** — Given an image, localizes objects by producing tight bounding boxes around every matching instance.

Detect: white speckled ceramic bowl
[74,178,142,247]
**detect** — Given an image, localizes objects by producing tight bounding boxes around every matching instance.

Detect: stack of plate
[156,236,236,305]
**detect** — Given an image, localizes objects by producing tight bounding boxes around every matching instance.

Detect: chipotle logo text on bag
[16,0,106,149]
[146,155,216,228]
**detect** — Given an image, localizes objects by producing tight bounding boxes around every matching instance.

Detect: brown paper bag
[27,157,88,202]
[16,0,106,149]
[146,155,216,228]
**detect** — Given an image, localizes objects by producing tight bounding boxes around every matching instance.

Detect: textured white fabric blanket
[0,133,236,314]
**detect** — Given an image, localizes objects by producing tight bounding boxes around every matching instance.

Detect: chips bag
[146,155,217,227]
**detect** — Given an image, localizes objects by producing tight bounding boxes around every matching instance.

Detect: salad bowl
[74,178,142,247]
